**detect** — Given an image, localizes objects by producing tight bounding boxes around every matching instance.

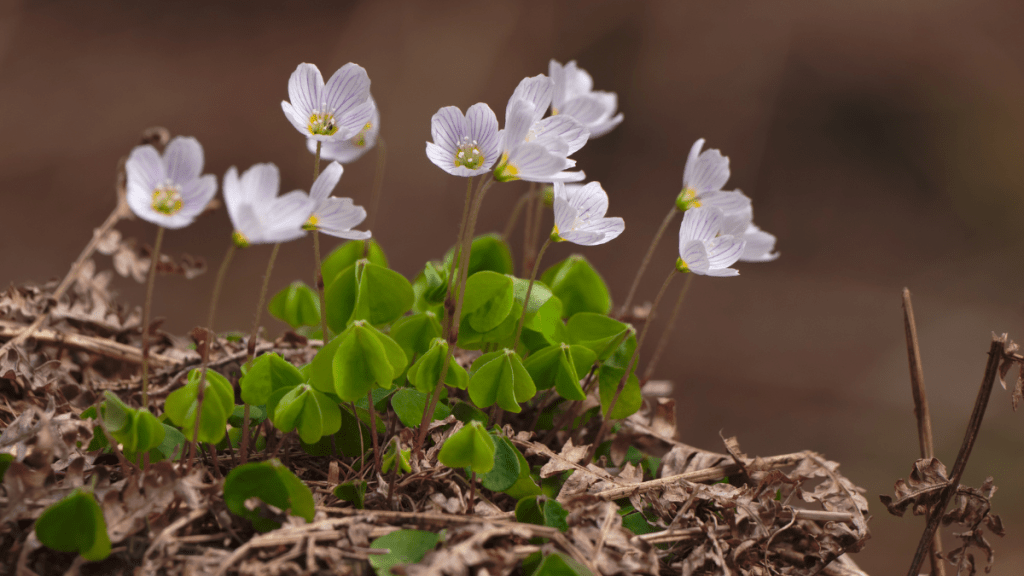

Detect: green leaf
[381,437,412,475]
[515,496,569,532]
[98,391,132,434]
[99,391,165,458]
[326,260,414,331]
[523,344,596,401]
[502,441,543,500]
[531,552,592,576]
[228,404,267,428]
[268,281,320,328]
[523,295,564,342]
[443,233,514,277]
[566,313,633,362]
[411,261,449,312]
[540,255,611,318]
[391,312,443,359]
[511,276,554,317]
[391,387,452,428]
[438,420,495,474]
[406,339,468,393]
[0,453,13,482]
[322,239,387,284]
[597,332,642,418]
[329,323,396,402]
[35,489,111,561]
[621,511,660,536]
[451,401,488,424]
[240,353,304,406]
[164,369,233,443]
[273,384,342,444]
[223,459,314,532]
[461,271,515,333]
[363,323,409,383]
[368,530,440,576]
[333,480,367,509]
[480,436,521,492]
[467,350,536,413]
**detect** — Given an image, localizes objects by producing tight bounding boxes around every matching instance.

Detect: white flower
[304,161,371,240]
[676,139,750,212]
[721,202,779,262]
[493,75,589,183]
[307,98,380,164]
[281,63,374,142]
[676,207,746,277]
[125,136,217,229]
[551,182,624,246]
[549,59,623,138]
[425,103,501,177]
[223,163,315,248]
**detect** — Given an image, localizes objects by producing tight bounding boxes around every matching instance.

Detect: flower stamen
[308,108,339,136]
[151,183,184,215]
[453,135,484,170]
[303,214,320,231]
[675,187,701,211]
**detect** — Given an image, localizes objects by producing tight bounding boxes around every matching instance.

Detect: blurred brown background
[2,0,1023,572]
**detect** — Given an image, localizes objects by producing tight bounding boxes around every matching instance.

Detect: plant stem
[414,176,493,457]
[905,337,1006,576]
[591,268,677,460]
[351,401,366,469]
[187,242,237,473]
[140,225,165,411]
[367,390,381,473]
[312,231,330,341]
[313,141,322,180]
[469,471,477,514]
[501,187,535,242]
[239,242,281,465]
[618,206,677,318]
[363,137,387,245]
[641,273,694,385]
[523,184,544,275]
[512,237,552,351]
[443,177,475,332]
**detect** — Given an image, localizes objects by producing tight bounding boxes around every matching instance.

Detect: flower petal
[261,191,314,244]
[466,102,500,169]
[163,136,204,184]
[531,115,589,155]
[679,206,723,244]
[682,139,705,188]
[287,63,324,120]
[739,227,779,262]
[505,142,569,182]
[222,166,242,230]
[323,63,371,122]
[701,189,751,213]
[126,145,164,206]
[564,181,609,221]
[561,61,594,101]
[281,101,310,136]
[430,106,469,156]
[686,146,730,194]
[507,75,553,126]
[315,197,371,240]
[564,217,624,246]
[239,163,281,207]
[310,161,343,203]
[176,174,217,219]
[680,240,710,275]
[502,98,535,151]
[706,235,746,270]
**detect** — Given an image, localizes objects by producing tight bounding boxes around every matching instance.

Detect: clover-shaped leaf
[523,344,596,401]
[597,333,642,419]
[515,495,570,532]
[406,338,468,393]
[164,369,233,443]
[325,259,414,331]
[35,489,111,561]
[391,387,452,428]
[228,404,267,428]
[443,233,514,277]
[502,439,543,500]
[99,391,165,461]
[273,384,342,444]
[333,479,367,509]
[369,530,440,576]
[530,552,591,576]
[461,270,515,333]
[240,353,304,406]
[438,421,495,474]
[308,322,406,402]
[541,255,611,317]
[468,349,536,413]
[322,239,387,285]
[381,437,412,475]
[391,312,443,359]
[480,435,521,492]
[268,280,320,329]
[412,260,449,311]
[223,459,314,532]
[566,313,633,362]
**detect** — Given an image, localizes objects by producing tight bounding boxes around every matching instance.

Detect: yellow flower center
[675,188,701,211]
[453,136,484,170]
[232,230,249,248]
[675,257,692,273]
[550,224,563,242]
[151,185,183,215]
[303,214,319,231]
[308,112,338,136]
[493,153,519,182]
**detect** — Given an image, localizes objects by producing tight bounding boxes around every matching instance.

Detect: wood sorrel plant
[36,57,790,568]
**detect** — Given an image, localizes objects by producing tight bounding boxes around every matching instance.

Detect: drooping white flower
[493,76,589,183]
[551,181,624,246]
[676,206,746,277]
[303,161,371,240]
[721,202,779,262]
[307,98,380,164]
[676,139,750,212]
[549,59,623,138]
[425,103,500,177]
[223,163,315,248]
[281,63,375,142]
[125,136,217,229]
